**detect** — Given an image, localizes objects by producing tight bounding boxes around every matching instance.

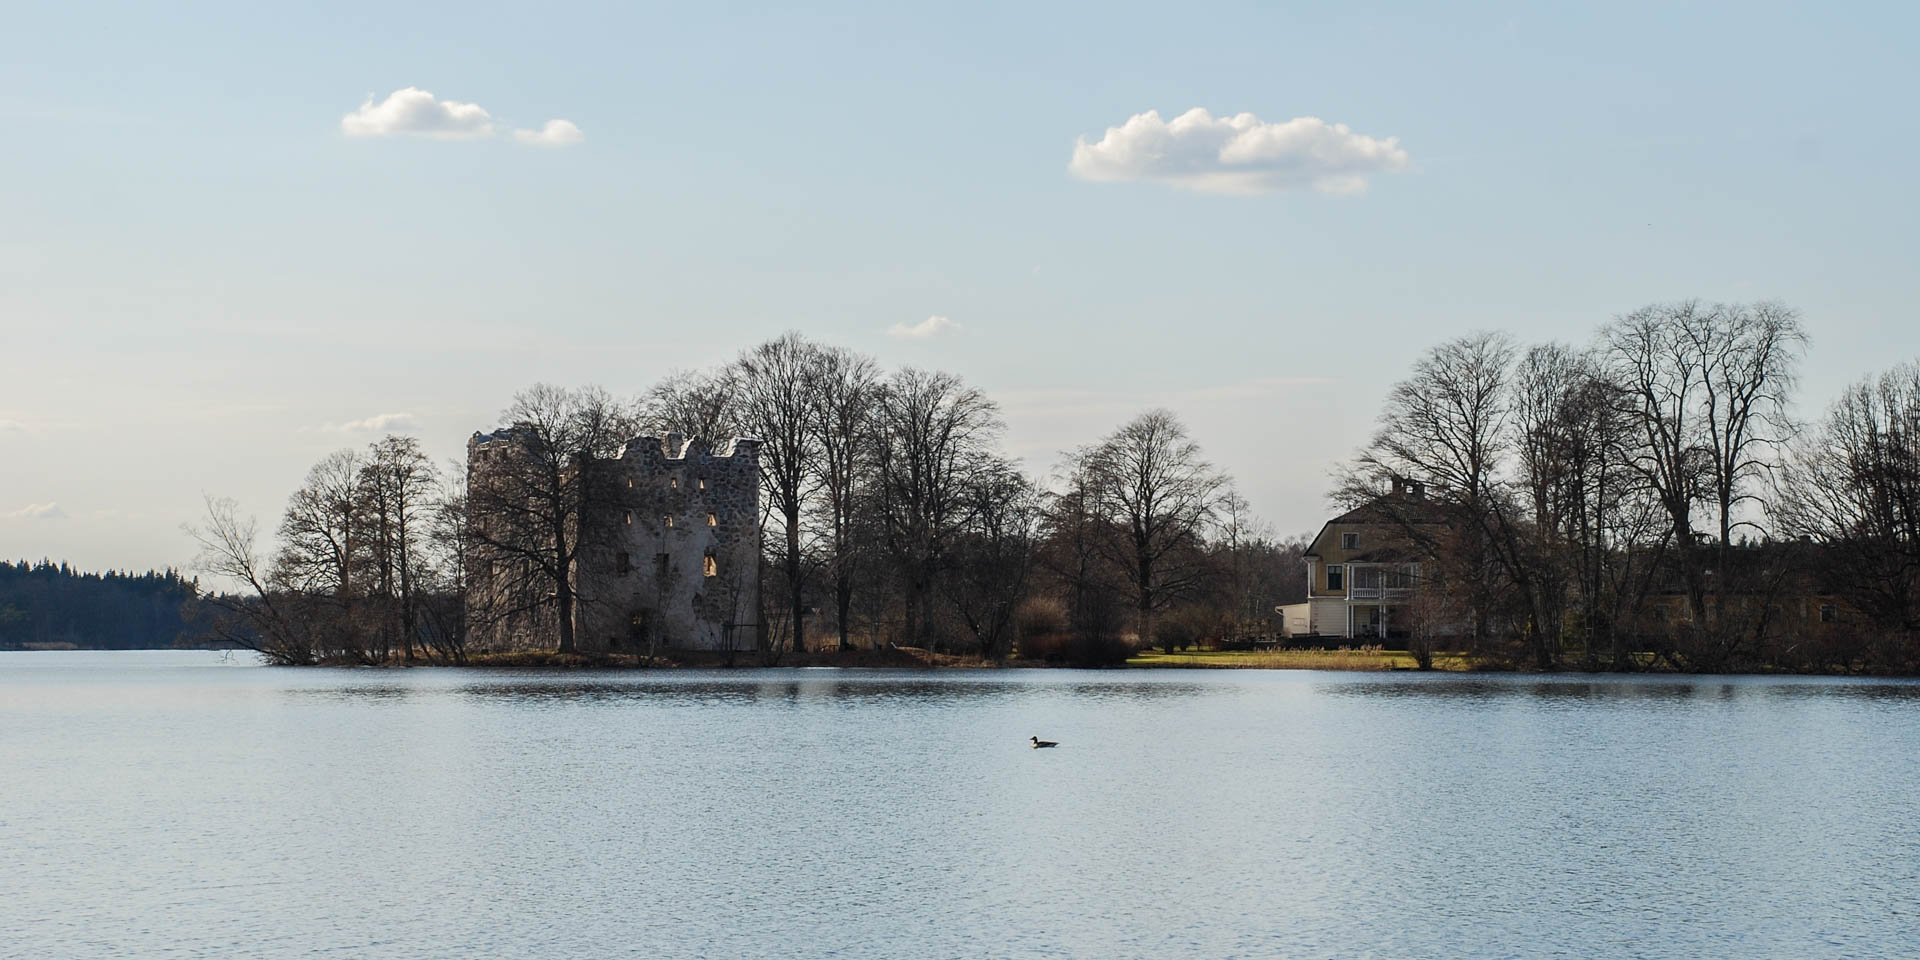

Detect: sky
[3,0,1918,574]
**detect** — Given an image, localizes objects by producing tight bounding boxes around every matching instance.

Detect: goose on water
[1030,737,1059,749]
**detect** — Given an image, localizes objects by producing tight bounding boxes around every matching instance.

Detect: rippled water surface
[4,652,1918,958]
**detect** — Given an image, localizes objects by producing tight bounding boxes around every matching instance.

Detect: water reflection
[1316,674,1920,703]
[279,670,1221,707]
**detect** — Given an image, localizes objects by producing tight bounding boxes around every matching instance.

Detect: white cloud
[342,87,497,139]
[341,88,583,148]
[513,119,585,147]
[0,419,23,432]
[328,412,418,433]
[6,502,67,521]
[1069,108,1410,195]
[887,315,959,339]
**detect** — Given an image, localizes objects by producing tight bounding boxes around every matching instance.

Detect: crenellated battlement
[612,434,761,464]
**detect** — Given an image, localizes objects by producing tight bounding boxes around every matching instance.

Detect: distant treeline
[0,560,202,649]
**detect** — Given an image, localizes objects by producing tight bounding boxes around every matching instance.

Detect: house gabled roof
[1303,492,1451,559]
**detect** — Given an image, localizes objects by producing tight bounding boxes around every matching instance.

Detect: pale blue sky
[3,0,1917,571]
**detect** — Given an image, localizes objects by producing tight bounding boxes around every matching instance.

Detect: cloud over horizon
[327,412,419,434]
[513,119,585,147]
[6,502,68,521]
[887,315,958,339]
[342,88,582,146]
[1069,108,1409,195]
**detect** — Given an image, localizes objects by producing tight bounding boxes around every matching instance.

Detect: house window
[707,512,718,527]
[1341,532,1359,550]
[1327,565,1344,592]
[1819,603,1836,623]
[703,554,718,577]
[1353,566,1381,591]
[616,551,632,577]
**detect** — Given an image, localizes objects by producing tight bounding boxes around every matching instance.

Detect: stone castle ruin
[466,429,761,653]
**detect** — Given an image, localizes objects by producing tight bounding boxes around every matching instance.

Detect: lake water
[2,652,1917,959]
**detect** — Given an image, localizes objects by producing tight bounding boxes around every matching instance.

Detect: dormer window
[1341,532,1359,550]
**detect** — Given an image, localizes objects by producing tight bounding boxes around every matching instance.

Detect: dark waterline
[4,651,1917,959]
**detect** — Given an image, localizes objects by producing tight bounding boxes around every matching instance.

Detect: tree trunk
[785,501,804,655]
[836,570,853,652]
[556,580,577,654]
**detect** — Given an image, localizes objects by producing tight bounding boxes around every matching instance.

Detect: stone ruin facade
[466,429,761,653]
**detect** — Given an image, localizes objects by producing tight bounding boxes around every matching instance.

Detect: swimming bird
[1030,736,1058,748]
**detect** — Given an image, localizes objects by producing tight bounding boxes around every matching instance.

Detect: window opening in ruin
[1820,603,1837,623]
[703,554,718,577]
[698,478,707,490]
[670,477,679,489]
[624,510,633,525]
[707,513,717,527]
[664,514,674,528]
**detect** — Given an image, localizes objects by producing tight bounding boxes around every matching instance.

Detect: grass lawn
[1127,647,1472,671]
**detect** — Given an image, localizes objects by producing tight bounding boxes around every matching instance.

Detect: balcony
[1348,564,1417,600]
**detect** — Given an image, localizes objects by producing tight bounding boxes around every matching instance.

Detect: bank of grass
[357,644,1465,672]
[1127,647,1473,671]
[450,645,1010,670]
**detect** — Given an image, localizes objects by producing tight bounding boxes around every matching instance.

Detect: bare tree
[275,448,367,659]
[1036,461,1130,662]
[641,368,739,441]
[733,332,822,654]
[872,368,1004,650]
[940,460,1041,660]
[1782,361,1920,631]
[1514,345,1666,668]
[185,496,313,665]
[1604,301,1806,665]
[807,344,881,651]
[1077,409,1227,653]
[360,435,439,661]
[418,461,471,661]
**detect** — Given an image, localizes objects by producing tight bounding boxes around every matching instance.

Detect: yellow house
[1289,479,1447,640]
